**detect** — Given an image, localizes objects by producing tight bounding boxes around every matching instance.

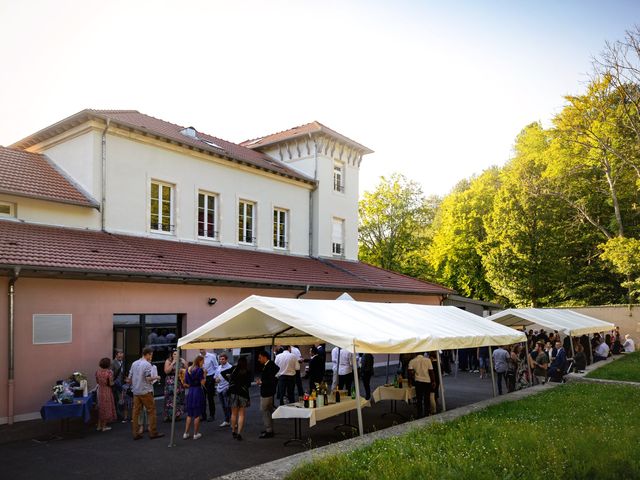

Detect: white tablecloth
[272,398,370,427]
[372,385,415,403]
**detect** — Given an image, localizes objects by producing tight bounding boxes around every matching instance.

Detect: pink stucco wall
[1,276,441,422]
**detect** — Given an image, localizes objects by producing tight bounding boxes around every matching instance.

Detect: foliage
[600,236,640,301]
[287,383,640,480]
[428,167,501,301]
[358,173,438,279]
[586,351,640,382]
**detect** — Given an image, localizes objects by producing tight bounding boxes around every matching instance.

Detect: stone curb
[212,383,560,480]
[213,354,634,480]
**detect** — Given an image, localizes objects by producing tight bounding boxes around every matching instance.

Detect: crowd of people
[89,328,634,437]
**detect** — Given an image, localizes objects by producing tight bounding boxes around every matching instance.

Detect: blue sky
[0,0,638,196]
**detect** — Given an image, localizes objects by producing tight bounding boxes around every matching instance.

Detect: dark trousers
[277,375,296,405]
[218,390,230,423]
[112,385,123,419]
[295,370,304,396]
[338,372,354,392]
[496,371,506,395]
[414,381,429,418]
[362,371,373,400]
[202,376,216,419]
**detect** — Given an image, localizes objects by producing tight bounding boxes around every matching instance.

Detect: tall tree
[358,173,438,278]
[428,168,500,301]
[482,123,571,307]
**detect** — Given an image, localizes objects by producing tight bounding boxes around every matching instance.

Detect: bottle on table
[335,388,341,403]
[350,385,356,399]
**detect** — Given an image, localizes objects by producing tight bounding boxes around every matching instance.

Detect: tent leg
[488,346,497,398]
[454,349,458,378]
[270,336,276,361]
[168,347,181,447]
[351,344,364,437]
[385,354,390,384]
[523,340,533,387]
[436,350,446,412]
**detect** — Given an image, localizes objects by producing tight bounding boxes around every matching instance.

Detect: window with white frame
[150,181,174,233]
[333,162,345,193]
[0,201,16,218]
[197,192,218,239]
[273,208,288,249]
[238,200,255,244]
[332,217,345,255]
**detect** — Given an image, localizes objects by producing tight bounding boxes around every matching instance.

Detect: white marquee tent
[170,295,526,445]
[487,309,615,338]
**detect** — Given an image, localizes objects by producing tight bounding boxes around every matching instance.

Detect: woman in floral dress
[95,357,117,431]
[163,349,186,422]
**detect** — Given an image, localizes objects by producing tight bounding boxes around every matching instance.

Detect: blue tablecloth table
[40,396,93,423]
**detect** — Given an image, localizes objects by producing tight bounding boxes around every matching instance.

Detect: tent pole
[270,336,276,361]
[436,350,446,412]
[454,349,458,378]
[351,343,364,437]
[569,333,575,359]
[488,346,497,397]
[523,340,533,387]
[168,347,181,447]
[385,354,390,384]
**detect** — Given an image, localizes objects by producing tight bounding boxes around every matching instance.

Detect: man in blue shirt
[492,346,510,395]
[200,349,218,421]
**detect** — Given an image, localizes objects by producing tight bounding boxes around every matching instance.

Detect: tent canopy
[178,295,526,353]
[487,308,615,337]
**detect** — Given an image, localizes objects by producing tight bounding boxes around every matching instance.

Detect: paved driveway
[0,370,494,480]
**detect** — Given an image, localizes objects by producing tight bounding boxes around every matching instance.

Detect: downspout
[101,119,111,231]
[7,267,19,425]
[296,285,311,299]
[308,135,318,258]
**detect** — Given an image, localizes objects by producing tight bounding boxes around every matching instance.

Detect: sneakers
[219,421,230,427]
[193,433,202,440]
[101,426,112,432]
[183,433,190,440]
[259,431,274,439]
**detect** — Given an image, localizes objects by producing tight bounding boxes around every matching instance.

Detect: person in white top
[199,349,219,421]
[594,340,610,362]
[623,334,635,353]
[331,346,354,392]
[274,346,297,405]
[290,345,304,397]
[408,352,435,418]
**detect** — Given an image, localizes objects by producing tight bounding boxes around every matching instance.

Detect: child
[120,382,133,423]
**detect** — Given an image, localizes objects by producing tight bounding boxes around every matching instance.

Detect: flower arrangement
[52,383,74,403]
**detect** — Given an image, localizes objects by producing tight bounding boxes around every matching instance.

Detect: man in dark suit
[308,346,325,391]
[256,351,279,439]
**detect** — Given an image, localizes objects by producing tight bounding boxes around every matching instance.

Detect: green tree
[482,123,571,307]
[428,168,500,301]
[601,236,640,302]
[358,173,438,278]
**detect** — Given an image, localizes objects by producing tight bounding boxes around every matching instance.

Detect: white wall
[103,133,312,255]
[39,130,102,198]
[0,193,100,229]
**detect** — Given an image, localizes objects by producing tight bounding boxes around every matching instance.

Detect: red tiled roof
[11,110,314,186]
[241,121,374,154]
[0,147,98,208]
[0,220,451,295]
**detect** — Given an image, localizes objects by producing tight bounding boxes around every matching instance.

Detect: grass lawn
[586,351,640,382]
[286,383,640,480]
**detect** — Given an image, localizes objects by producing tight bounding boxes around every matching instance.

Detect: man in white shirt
[331,346,354,393]
[214,353,233,427]
[290,345,304,397]
[274,346,298,405]
[408,352,435,418]
[623,334,635,353]
[594,340,610,362]
[199,349,218,421]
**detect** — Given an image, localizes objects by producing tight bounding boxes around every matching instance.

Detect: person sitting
[572,344,587,372]
[548,341,567,382]
[593,340,610,362]
[623,334,635,353]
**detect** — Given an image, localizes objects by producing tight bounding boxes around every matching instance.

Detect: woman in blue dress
[183,355,206,440]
